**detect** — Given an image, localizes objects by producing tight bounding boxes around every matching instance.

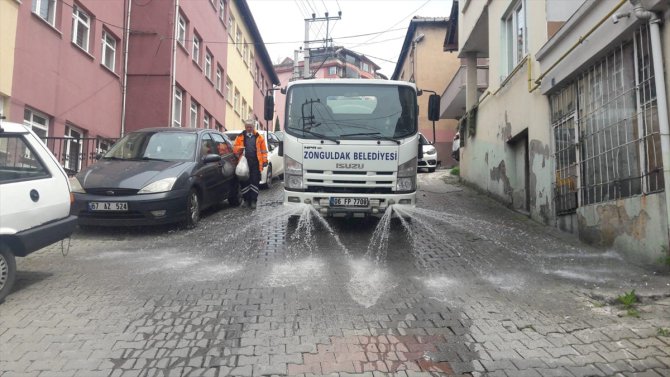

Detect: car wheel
[184,189,200,229]
[263,165,273,189]
[0,245,17,303]
[228,180,242,207]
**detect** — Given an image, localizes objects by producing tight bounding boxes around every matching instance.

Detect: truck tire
[0,245,17,303]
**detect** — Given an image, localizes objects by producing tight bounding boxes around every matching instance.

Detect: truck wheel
[0,245,17,302]
[184,189,201,229]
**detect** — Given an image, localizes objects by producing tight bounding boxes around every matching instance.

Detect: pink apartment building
[6,0,276,173]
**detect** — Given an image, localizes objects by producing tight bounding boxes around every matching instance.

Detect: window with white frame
[190,100,199,128]
[173,87,183,127]
[72,5,91,51]
[328,66,337,76]
[219,0,226,22]
[241,99,247,120]
[101,31,117,71]
[233,89,240,114]
[204,112,210,129]
[249,50,254,69]
[32,0,56,26]
[502,0,526,77]
[24,108,49,139]
[177,15,186,46]
[192,34,201,64]
[226,76,233,103]
[236,27,242,51]
[205,51,212,79]
[216,66,223,92]
[362,62,370,72]
[63,125,84,172]
[228,14,235,36]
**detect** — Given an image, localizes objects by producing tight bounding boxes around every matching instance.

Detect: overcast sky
[247,0,453,78]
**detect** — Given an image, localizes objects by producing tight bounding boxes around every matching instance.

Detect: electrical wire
[350,0,433,49]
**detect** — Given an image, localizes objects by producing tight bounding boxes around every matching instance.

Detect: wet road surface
[1,171,669,377]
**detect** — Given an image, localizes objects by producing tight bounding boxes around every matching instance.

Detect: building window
[362,62,370,72]
[228,14,235,36]
[190,100,199,127]
[241,99,247,120]
[63,125,84,172]
[249,50,254,69]
[216,66,223,92]
[502,0,526,76]
[192,34,201,64]
[205,51,212,79]
[226,76,232,103]
[177,15,186,46]
[72,5,91,51]
[242,40,248,62]
[32,0,56,25]
[24,108,49,138]
[550,25,662,213]
[173,87,182,127]
[204,112,210,129]
[219,0,226,22]
[101,31,117,71]
[236,27,242,51]
[328,66,337,76]
[233,89,240,114]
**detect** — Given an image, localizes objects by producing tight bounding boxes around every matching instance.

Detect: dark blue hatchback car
[70,127,242,228]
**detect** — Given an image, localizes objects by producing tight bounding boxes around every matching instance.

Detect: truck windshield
[285,84,417,140]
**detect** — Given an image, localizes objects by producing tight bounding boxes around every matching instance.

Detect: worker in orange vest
[232,119,268,209]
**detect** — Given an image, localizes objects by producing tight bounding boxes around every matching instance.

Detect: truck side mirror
[264,95,274,121]
[428,94,440,121]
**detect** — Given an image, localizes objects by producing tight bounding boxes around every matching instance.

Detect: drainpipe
[629,0,670,249]
[120,0,132,137]
[170,0,180,127]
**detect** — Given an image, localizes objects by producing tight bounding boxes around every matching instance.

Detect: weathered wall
[576,193,669,265]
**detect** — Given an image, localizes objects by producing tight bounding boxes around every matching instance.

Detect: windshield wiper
[288,127,340,144]
[101,156,123,160]
[141,157,170,162]
[341,132,400,145]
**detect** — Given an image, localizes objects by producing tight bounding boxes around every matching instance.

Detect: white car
[224,130,284,187]
[0,121,77,301]
[418,133,438,172]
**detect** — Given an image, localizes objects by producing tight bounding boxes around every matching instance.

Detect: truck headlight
[139,177,177,194]
[396,157,417,192]
[284,155,303,190]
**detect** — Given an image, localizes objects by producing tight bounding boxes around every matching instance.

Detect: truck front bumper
[284,191,415,217]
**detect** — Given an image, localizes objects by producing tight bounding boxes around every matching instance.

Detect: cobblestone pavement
[1,171,669,377]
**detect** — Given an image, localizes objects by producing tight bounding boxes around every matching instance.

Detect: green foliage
[658,327,670,337]
[450,167,460,176]
[617,290,638,309]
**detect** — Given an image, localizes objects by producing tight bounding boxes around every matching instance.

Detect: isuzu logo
[336,163,364,169]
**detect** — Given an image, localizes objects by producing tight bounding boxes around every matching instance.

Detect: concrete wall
[460,0,555,222]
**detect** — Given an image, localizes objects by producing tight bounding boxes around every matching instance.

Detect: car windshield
[103,131,197,161]
[285,84,417,140]
[419,133,431,145]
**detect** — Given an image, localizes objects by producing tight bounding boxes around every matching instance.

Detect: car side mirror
[203,154,221,164]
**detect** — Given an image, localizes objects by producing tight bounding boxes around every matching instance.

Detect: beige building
[391,17,461,168]
[449,0,670,265]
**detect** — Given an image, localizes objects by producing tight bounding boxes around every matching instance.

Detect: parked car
[69,127,242,228]
[224,130,284,187]
[418,133,438,172]
[0,122,78,302]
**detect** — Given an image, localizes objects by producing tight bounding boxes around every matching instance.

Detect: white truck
[265,79,439,218]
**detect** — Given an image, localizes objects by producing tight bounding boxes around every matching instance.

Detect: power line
[350,0,433,49]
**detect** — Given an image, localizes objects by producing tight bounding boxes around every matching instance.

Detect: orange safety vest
[232,131,268,172]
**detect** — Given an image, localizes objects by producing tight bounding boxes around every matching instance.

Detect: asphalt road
[1,170,669,377]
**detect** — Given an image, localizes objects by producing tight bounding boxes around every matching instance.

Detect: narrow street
[1,171,669,377]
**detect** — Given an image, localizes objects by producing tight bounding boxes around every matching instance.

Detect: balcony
[440,65,489,119]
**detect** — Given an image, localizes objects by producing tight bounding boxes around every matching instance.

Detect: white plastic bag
[235,155,250,180]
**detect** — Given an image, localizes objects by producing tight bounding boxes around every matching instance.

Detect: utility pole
[303,11,342,79]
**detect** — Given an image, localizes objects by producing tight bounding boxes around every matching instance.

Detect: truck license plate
[88,201,128,211]
[329,197,369,207]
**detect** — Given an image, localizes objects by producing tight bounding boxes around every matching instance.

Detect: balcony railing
[44,137,116,176]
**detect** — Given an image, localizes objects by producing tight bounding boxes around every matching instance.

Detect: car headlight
[69,177,86,193]
[425,147,437,155]
[284,155,303,190]
[139,177,177,194]
[396,157,417,192]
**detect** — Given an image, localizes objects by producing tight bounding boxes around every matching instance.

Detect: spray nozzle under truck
[264,79,440,218]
